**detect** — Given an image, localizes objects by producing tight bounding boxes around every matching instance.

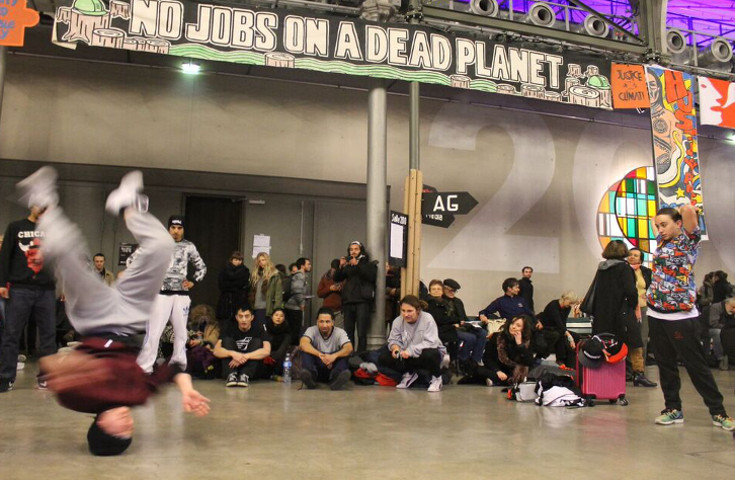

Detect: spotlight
[527,2,556,27]
[181,61,201,75]
[698,37,733,66]
[665,29,687,55]
[469,0,499,17]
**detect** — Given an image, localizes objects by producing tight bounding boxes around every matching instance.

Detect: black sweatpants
[378,348,442,377]
[649,316,726,416]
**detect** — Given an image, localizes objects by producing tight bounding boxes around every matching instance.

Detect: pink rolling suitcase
[575,340,628,406]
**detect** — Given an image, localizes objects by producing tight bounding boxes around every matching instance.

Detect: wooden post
[401,169,422,297]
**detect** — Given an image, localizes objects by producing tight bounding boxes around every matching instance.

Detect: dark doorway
[184,196,243,312]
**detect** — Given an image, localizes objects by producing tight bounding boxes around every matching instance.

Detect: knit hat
[168,215,185,228]
[87,418,132,456]
[443,278,461,291]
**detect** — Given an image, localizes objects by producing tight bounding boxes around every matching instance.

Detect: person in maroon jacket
[17,167,210,456]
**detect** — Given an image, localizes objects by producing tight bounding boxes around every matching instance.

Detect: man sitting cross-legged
[299,308,353,390]
[213,307,271,388]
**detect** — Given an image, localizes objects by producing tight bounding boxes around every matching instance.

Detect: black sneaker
[237,374,250,388]
[329,370,351,391]
[300,370,317,389]
[225,372,238,387]
[0,379,14,393]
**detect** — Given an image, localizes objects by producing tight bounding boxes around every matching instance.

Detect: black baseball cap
[168,215,185,228]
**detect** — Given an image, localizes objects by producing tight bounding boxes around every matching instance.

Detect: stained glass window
[596,166,657,266]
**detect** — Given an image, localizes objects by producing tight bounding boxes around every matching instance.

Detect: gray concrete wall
[2,54,734,315]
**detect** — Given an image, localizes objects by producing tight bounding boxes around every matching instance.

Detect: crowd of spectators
[2,203,733,396]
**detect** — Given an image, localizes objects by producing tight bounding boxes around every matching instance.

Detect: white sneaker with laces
[105,171,145,215]
[16,166,58,209]
[428,375,443,392]
[396,372,418,389]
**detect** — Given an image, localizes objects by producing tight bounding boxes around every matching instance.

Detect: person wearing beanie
[15,168,210,456]
[333,241,377,353]
[137,213,207,373]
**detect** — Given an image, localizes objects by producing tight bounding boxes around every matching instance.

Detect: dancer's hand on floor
[182,389,211,417]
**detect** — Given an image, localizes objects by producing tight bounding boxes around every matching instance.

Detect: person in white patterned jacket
[138,215,207,373]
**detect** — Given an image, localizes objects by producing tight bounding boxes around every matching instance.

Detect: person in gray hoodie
[378,295,447,392]
[284,257,311,345]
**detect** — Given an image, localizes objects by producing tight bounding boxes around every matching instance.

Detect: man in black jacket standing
[0,170,58,393]
[334,241,377,353]
[518,266,535,313]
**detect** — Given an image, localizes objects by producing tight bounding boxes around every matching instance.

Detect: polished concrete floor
[1,362,733,480]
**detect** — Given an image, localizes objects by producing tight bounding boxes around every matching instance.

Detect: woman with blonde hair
[537,291,579,367]
[249,252,283,327]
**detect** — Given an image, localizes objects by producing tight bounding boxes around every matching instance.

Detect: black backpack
[282,275,292,302]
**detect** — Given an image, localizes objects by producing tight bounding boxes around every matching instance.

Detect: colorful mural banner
[698,76,735,129]
[52,0,613,109]
[0,0,40,47]
[645,66,706,235]
[611,63,649,109]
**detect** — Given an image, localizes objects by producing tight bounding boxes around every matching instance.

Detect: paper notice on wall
[390,223,405,260]
[253,234,270,247]
[252,245,271,258]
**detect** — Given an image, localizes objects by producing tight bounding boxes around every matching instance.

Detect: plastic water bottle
[283,353,292,385]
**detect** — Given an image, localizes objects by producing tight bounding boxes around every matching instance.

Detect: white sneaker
[428,375,443,392]
[105,171,145,215]
[16,166,58,209]
[485,378,494,387]
[396,372,418,389]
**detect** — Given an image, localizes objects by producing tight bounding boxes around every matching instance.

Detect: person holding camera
[334,241,377,353]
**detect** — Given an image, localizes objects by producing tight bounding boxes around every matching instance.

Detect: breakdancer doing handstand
[16,167,210,456]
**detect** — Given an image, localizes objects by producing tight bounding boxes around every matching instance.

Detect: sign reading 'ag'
[422,192,478,216]
[421,189,478,228]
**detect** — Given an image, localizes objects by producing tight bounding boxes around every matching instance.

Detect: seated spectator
[263,308,291,378]
[213,307,271,388]
[443,278,487,368]
[711,297,735,370]
[536,292,578,367]
[186,304,221,379]
[479,315,535,386]
[317,259,344,328]
[424,279,459,361]
[299,308,353,390]
[215,251,250,324]
[479,278,533,322]
[378,295,447,392]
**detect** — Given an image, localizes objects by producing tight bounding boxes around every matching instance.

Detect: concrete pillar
[366,78,387,348]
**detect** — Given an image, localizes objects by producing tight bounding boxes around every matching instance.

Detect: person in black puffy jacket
[333,241,377,353]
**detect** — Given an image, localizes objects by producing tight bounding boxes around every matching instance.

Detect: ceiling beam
[420,5,648,55]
